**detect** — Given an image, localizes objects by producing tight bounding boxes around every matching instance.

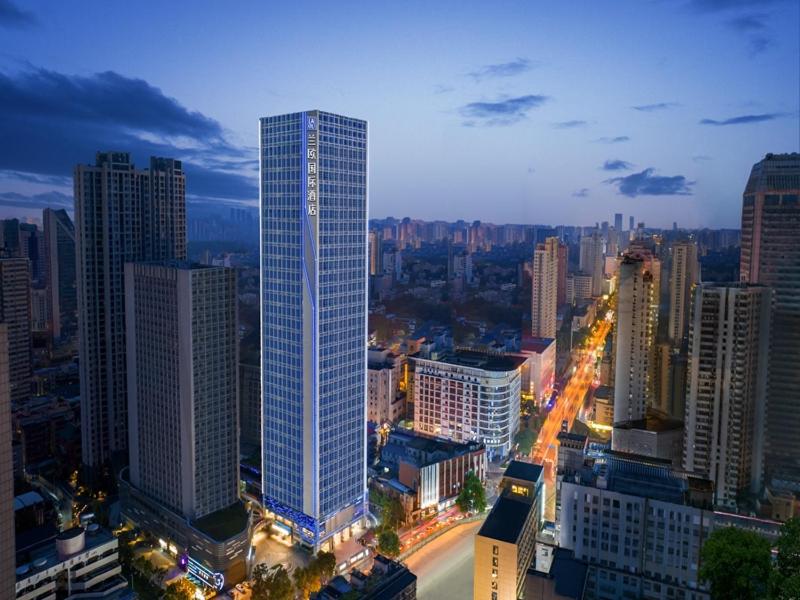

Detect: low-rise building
[558,450,781,600]
[318,555,416,599]
[376,430,486,521]
[14,525,130,600]
[612,411,683,467]
[474,461,544,600]
[412,351,524,460]
[368,348,406,425]
[516,337,556,406]
[591,386,613,428]
[524,544,588,600]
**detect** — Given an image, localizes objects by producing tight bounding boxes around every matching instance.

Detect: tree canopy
[699,526,772,600]
[252,563,294,600]
[377,529,401,558]
[163,578,196,600]
[456,471,487,514]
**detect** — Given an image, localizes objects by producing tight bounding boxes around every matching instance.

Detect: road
[532,315,612,520]
[404,520,482,600]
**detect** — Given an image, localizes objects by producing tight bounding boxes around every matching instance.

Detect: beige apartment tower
[531,237,559,339]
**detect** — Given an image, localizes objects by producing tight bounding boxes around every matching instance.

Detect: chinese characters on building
[307,114,318,217]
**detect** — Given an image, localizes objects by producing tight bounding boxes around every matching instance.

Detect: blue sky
[0,0,797,227]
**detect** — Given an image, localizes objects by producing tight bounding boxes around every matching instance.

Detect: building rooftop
[503,460,544,483]
[613,411,683,433]
[557,431,587,444]
[521,336,555,354]
[593,385,613,400]
[526,547,587,600]
[16,525,115,582]
[191,501,249,542]
[478,494,535,544]
[415,350,526,372]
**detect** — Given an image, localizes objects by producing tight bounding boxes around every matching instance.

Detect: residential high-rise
[368,229,382,276]
[579,232,604,297]
[125,262,239,519]
[684,284,771,509]
[0,325,15,599]
[0,257,32,404]
[740,153,800,483]
[613,254,656,425]
[43,208,77,343]
[260,111,367,550]
[667,241,699,345]
[556,241,568,307]
[75,152,186,469]
[531,237,559,338]
[629,215,634,233]
[614,213,623,235]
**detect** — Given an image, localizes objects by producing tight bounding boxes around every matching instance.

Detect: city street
[532,315,612,520]
[404,520,482,600]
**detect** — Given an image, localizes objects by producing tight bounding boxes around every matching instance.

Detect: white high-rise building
[125,262,239,520]
[75,152,186,469]
[612,254,656,426]
[683,284,771,509]
[579,232,605,297]
[668,241,699,345]
[260,111,368,550]
[531,237,559,339]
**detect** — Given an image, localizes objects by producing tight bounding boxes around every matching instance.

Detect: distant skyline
[0,0,798,228]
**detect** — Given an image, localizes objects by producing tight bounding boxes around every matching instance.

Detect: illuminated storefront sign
[180,554,225,591]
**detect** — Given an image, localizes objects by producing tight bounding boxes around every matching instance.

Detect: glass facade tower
[259,110,367,549]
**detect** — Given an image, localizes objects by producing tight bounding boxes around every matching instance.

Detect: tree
[293,566,319,600]
[771,517,800,600]
[315,550,337,584]
[456,471,487,514]
[514,429,536,455]
[163,578,196,600]
[699,526,772,600]
[377,529,401,558]
[252,563,294,600]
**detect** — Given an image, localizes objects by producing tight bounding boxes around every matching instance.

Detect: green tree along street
[252,563,294,600]
[370,487,406,530]
[456,471,487,514]
[771,517,800,600]
[163,579,195,600]
[514,429,537,455]
[378,529,401,558]
[700,527,772,599]
[291,551,337,599]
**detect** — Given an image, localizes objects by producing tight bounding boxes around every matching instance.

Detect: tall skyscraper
[629,215,635,233]
[260,110,367,550]
[0,257,32,404]
[556,241,568,308]
[125,261,239,520]
[740,153,800,483]
[613,254,656,424]
[667,241,699,345]
[75,152,186,469]
[614,212,623,235]
[368,229,382,276]
[579,232,604,297]
[43,208,77,343]
[683,284,771,508]
[531,237,559,338]
[0,324,15,598]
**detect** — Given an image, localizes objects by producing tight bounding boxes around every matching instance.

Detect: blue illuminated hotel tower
[259,110,368,550]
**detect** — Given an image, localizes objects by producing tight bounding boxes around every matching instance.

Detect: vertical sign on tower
[306,113,318,219]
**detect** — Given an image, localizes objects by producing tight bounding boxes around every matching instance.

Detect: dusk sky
[1,0,798,228]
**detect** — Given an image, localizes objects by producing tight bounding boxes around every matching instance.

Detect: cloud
[468,58,536,81]
[724,13,773,54]
[572,188,590,198]
[692,155,713,162]
[0,0,36,27]
[0,66,257,203]
[699,112,782,125]
[460,94,548,126]
[605,168,694,197]
[631,102,680,112]
[553,120,588,129]
[527,167,536,174]
[0,190,72,210]
[595,136,630,144]
[602,159,633,171]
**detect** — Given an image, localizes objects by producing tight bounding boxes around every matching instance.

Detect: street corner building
[259,110,368,550]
